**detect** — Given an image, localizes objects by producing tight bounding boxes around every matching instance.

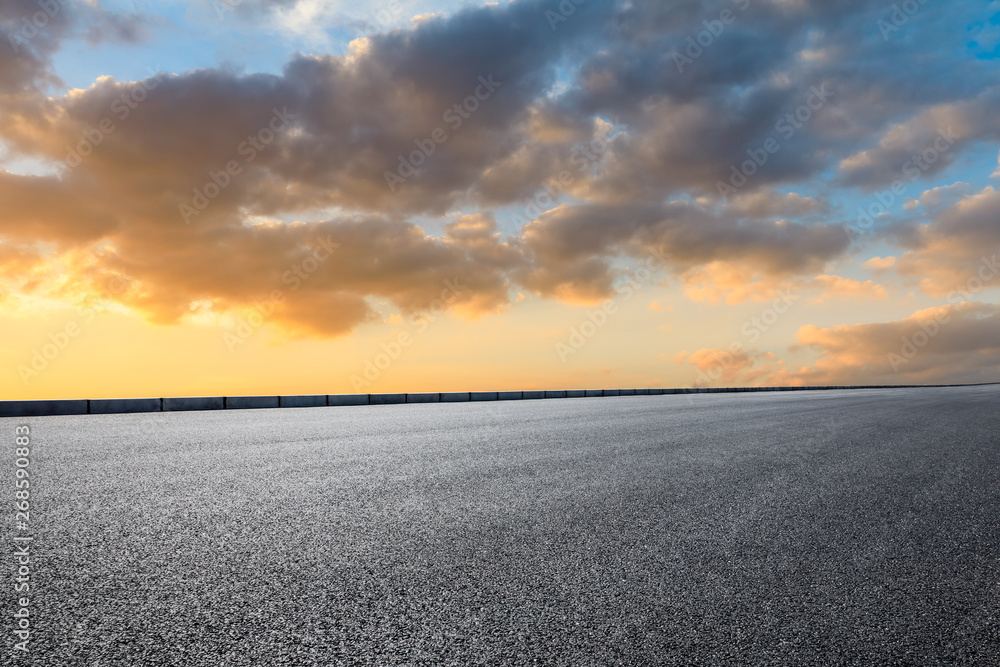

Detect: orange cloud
[863,256,896,272]
[674,346,782,387]
[807,274,888,303]
[894,186,1000,297]
[681,262,797,305]
[785,303,1000,385]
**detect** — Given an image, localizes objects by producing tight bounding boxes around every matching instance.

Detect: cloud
[807,274,888,303]
[676,304,1000,387]
[0,0,998,347]
[0,0,159,97]
[557,0,995,205]
[1,210,522,336]
[894,185,1000,297]
[912,182,974,212]
[784,303,1000,385]
[837,90,1000,189]
[680,262,796,305]
[81,7,159,46]
[674,346,782,387]
[864,256,896,272]
[519,200,848,303]
[719,189,822,219]
[0,3,566,333]
[679,265,888,306]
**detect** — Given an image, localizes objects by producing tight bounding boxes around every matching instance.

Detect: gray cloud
[0,0,998,336]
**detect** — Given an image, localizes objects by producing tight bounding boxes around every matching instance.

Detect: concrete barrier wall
[370,393,406,405]
[406,393,440,404]
[226,396,280,410]
[164,396,225,412]
[328,394,369,406]
[0,383,989,417]
[0,399,89,417]
[90,398,161,415]
[280,395,327,408]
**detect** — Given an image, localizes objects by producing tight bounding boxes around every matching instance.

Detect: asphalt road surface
[4,386,1000,665]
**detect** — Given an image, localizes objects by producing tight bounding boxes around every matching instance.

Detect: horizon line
[3,382,999,418]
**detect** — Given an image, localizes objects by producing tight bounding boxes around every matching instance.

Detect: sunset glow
[2,0,999,399]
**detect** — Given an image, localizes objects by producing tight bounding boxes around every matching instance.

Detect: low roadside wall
[1,383,994,417]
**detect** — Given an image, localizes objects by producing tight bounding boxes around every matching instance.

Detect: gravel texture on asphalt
[3,385,999,665]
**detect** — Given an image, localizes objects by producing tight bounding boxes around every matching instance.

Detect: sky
[1,0,999,400]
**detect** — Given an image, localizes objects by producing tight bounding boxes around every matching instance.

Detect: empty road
[4,385,1000,665]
